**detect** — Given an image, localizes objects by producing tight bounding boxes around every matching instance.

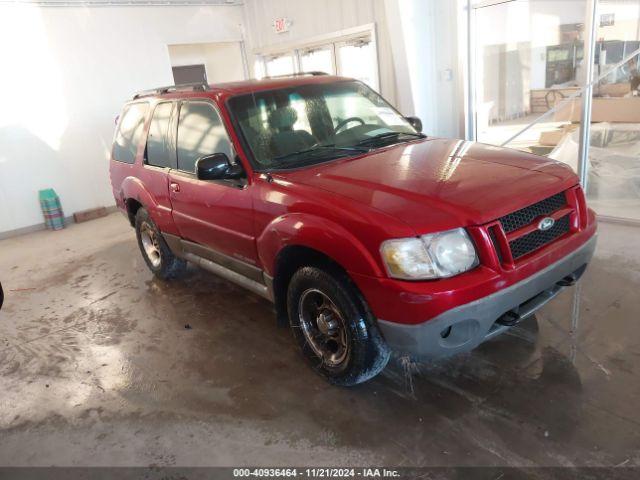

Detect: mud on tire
[287,266,390,386]
[135,208,186,280]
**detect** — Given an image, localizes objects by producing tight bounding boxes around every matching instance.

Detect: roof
[131,74,356,101]
[211,74,354,95]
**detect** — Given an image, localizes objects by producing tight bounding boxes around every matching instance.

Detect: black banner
[0,467,638,480]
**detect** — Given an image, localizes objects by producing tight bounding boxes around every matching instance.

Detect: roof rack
[262,71,328,80]
[132,82,210,100]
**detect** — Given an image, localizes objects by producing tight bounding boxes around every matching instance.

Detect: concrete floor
[0,212,639,467]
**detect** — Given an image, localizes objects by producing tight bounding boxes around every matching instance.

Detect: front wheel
[135,208,186,280]
[287,266,390,386]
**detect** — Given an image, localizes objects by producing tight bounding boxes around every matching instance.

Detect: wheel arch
[120,176,176,233]
[278,246,391,385]
[271,245,346,325]
[258,214,383,325]
[125,198,143,226]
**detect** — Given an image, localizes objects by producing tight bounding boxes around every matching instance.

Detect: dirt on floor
[0,213,639,467]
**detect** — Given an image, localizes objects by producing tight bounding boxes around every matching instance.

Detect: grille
[509,215,571,259]
[499,192,567,234]
[488,226,504,264]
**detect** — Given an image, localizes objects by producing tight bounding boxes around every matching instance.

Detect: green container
[39,189,65,230]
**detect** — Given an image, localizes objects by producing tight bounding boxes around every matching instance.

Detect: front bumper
[377,235,596,359]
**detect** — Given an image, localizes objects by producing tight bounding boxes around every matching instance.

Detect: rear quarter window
[113,102,150,164]
[145,102,174,168]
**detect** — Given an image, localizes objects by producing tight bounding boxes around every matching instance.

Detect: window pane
[177,102,232,173]
[146,102,173,168]
[336,38,378,90]
[254,59,266,79]
[228,81,414,168]
[324,93,390,129]
[300,47,334,74]
[583,0,640,221]
[265,54,295,77]
[113,103,149,164]
[473,0,587,161]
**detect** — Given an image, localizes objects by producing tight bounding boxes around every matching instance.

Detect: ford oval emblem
[538,217,555,231]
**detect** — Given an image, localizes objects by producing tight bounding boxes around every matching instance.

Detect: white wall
[383,0,462,139]
[168,42,247,83]
[599,0,640,41]
[241,0,463,139]
[0,0,468,235]
[0,4,244,234]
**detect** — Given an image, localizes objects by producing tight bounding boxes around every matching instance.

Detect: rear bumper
[376,234,596,359]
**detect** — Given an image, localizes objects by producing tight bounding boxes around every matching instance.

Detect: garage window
[176,101,232,173]
[145,102,174,168]
[264,54,296,77]
[113,102,149,164]
[254,30,379,92]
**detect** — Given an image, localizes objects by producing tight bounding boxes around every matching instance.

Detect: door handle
[170,182,180,193]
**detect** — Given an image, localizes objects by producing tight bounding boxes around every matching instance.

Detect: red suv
[110,74,597,386]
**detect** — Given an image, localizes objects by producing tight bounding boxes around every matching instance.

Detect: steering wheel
[334,116,366,134]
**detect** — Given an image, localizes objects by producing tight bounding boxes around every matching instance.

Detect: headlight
[380,228,478,280]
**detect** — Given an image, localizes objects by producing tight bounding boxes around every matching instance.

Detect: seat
[268,107,316,157]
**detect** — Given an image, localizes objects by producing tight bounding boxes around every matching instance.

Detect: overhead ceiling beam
[0,0,242,6]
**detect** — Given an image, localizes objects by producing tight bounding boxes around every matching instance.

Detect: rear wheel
[287,266,390,386]
[135,208,186,279]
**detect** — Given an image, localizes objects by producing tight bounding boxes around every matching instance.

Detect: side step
[182,252,274,302]
[162,232,274,302]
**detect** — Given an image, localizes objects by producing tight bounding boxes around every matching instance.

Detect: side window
[113,103,149,164]
[146,102,174,168]
[176,101,232,173]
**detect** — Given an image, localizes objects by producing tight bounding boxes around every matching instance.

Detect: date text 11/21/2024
[232,468,400,478]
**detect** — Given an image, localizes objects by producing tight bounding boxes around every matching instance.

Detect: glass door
[471,0,640,222]
[581,0,640,220]
[472,0,587,161]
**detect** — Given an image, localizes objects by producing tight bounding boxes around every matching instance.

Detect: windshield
[227,81,422,170]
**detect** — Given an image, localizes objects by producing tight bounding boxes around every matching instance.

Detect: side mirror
[406,116,423,133]
[196,153,244,181]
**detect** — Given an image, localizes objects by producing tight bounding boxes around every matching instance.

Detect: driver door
[168,99,258,267]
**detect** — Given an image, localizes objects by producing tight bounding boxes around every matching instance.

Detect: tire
[287,266,390,386]
[135,208,186,280]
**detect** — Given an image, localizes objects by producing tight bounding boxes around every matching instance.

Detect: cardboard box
[598,83,632,97]
[554,97,640,123]
[73,207,108,223]
[539,124,578,146]
[530,87,580,113]
[539,129,566,146]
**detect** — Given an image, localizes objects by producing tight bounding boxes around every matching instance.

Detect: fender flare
[120,176,175,233]
[121,176,155,213]
[257,213,384,278]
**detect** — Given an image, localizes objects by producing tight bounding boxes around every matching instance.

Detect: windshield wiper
[271,144,368,165]
[355,131,426,148]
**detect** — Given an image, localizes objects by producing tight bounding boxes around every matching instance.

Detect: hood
[279,138,578,232]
